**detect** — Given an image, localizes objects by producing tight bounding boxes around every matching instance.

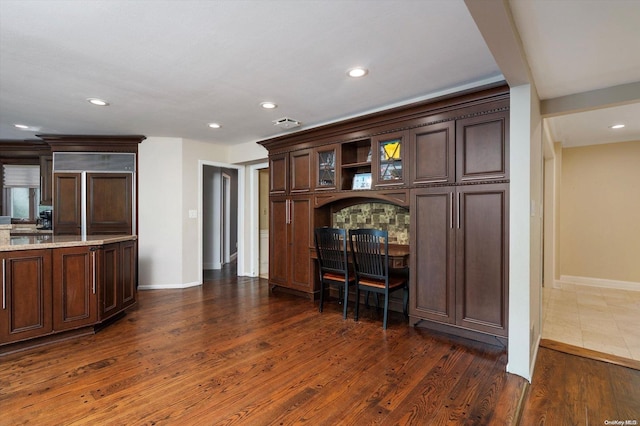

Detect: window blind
[3,165,40,188]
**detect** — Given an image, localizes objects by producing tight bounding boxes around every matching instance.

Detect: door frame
[198,160,244,284]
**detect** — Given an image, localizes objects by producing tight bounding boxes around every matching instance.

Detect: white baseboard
[138,281,201,290]
[555,275,640,292]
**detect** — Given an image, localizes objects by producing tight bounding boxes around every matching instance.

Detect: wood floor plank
[6,268,636,425]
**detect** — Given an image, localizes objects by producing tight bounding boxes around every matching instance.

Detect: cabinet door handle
[286,199,291,224]
[92,251,96,295]
[450,193,454,229]
[2,259,5,310]
[457,192,461,229]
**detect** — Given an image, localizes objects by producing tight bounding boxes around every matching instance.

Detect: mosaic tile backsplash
[332,203,410,244]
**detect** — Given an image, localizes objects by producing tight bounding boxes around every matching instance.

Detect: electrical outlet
[188,209,197,219]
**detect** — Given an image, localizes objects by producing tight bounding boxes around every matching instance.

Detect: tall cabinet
[260,84,510,341]
[268,149,314,296]
[410,108,509,340]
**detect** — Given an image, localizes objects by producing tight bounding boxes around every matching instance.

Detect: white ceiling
[0,0,639,148]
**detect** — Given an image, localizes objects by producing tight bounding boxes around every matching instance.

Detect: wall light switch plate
[188,209,197,219]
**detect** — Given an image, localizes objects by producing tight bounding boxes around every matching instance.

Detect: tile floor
[542,283,640,361]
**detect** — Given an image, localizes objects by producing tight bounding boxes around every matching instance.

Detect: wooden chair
[349,228,408,329]
[314,227,354,319]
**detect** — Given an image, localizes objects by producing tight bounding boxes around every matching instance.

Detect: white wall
[138,137,184,288]
[508,84,533,380]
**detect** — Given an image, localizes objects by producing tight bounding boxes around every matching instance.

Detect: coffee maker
[39,210,52,230]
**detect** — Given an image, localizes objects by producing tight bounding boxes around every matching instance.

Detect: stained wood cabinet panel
[52,246,98,331]
[54,173,82,235]
[40,155,53,205]
[269,196,313,295]
[86,173,132,235]
[409,121,455,185]
[120,239,137,310]
[0,249,52,344]
[99,240,136,321]
[410,188,455,324]
[269,154,288,194]
[456,110,509,182]
[456,184,508,336]
[289,149,312,193]
[410,184,508,338]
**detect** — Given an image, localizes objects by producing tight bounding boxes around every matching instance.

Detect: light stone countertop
[0,234,137,252]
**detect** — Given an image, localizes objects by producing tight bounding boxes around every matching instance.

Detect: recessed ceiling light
[260,101,277,109]
[347,67,368,78]
[609,124,625,129]
[14,124,30,129]
[208,123,221,129]
[87,98,109,106]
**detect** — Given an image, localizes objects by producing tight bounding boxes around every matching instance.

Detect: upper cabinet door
[456,110,509,182]
[40,155,53,206]
[289,149,312,193]
[269,153,288,194]
[373,131,407,187]
[314,144,340,190]
[86,173,132,235]
[409,121,455,185]
[53,173,82,235]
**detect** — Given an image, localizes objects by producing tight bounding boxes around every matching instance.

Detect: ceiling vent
[273,117,301,130]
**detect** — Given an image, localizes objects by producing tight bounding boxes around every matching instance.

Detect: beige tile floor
[542,283,640,361]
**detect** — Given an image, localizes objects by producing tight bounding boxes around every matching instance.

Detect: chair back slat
[349,229,389,285]
[315,227,349,275]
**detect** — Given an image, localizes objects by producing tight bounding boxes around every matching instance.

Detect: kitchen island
[1,234,137,354]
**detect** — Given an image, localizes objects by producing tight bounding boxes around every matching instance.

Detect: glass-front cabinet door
[373,131,406,186]
[314,144,340,190]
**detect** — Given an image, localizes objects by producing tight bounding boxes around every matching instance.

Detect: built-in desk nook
[259,83,509,343]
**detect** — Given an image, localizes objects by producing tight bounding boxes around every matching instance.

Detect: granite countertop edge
[0,235,137,252]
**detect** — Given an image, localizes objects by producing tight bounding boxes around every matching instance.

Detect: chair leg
[382,291,390,330]
[318,280,324,313]
[403,286,409,318]
[342,284,349,320]
[354,286,360,321]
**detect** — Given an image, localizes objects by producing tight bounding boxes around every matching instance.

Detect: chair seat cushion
[357,276,406,289]
[322,272,355,283]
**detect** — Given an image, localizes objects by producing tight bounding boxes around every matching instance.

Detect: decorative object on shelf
[318,150,335,186]
[380,139,402,180]
[366,148,372,163]
[352,172,372,190]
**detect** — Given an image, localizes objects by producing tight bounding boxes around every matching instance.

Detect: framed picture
[352,172,372,190]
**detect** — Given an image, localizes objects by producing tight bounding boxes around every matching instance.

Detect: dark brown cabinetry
[99,240,137,321]
[410,184,509,338]
[269,150,312,195]
[52,246,98,330]
[40,155,53,205]
[1,238,137,350]
[53,173,82,235]
[0,249,52,344]
[259,84,510,339]
[372,131,407,187]
[54,172,133,235]
[269,196,313,295]
[86,173,133,235]
[314,144,340,190]
[409,121,455,185]
[456,110,509,182]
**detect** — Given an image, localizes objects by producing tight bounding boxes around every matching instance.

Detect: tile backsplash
[332,202,409,244]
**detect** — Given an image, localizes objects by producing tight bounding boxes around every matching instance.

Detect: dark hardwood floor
[1,269,638,425]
